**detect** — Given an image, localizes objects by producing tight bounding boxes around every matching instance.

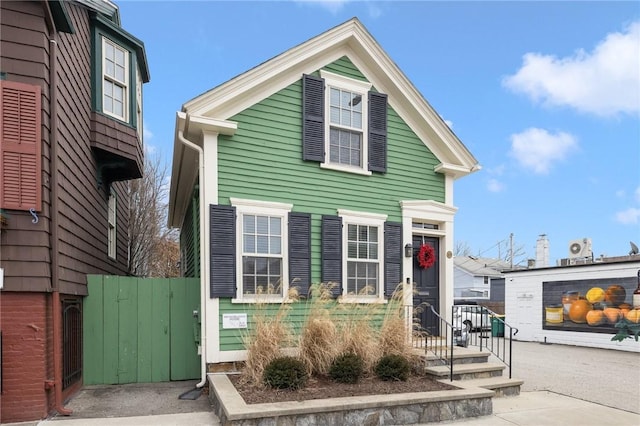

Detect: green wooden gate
[83,275,201,385]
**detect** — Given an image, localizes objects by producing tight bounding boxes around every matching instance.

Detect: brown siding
[0,1,133,292]
[91,111,143,181]
[0,293,51,423]
[0,0,52,293]
[53,3,130,295]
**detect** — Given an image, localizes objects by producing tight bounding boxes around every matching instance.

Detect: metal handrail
[452,304,519,379]
[411,303,519,380]
[410,303,455,381]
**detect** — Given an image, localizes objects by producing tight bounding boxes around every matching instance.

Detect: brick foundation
[0,292,53,423]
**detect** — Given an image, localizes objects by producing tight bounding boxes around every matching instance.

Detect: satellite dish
[630,241,639,256]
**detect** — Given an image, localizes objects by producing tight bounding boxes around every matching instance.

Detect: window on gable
[303,72,387,174]
[102,37,128,121]
[322,71,371,174]
[108,192,117,259]
[339,210,387,300]
[231,198,292,302]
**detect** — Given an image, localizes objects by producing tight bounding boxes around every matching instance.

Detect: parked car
[453,305,492,331]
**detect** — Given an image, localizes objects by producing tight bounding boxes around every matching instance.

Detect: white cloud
[615,207,640,225]
[487,178,505,193]
[615,189,626,198]
[503,21,640,117]
[509,128,578,174]
[444,119,453,129]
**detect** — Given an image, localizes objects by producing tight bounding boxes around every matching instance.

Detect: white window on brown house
[102,37,128,121]
[0,80,42,212]
[108,192,117,259]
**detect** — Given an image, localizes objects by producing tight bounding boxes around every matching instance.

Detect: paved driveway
[507,340,639,414]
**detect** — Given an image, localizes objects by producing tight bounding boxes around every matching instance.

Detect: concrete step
[443,377,524,397]
[423,348,491,367]
[425,362,506,380]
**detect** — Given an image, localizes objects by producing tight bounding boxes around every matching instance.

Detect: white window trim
[108,193,116,259]
[320,70,373,176]
[230,198,293,303]
[102,37,129,121]
[338,209,387,303]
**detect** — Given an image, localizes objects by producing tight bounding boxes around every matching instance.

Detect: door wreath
[417,244,436,269]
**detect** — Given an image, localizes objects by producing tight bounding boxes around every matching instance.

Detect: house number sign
[222,313,248,329]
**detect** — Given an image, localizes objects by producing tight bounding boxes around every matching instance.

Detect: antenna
[630,241,639,256]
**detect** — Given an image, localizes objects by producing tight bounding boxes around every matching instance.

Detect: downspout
[47,29,72,416]
[177,129,207,388]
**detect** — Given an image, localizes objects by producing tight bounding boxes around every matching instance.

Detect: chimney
[536,234,549,267]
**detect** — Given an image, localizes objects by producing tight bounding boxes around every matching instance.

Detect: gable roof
[454,256,511,278]
[169,18,480,227]
[181,18,478,176]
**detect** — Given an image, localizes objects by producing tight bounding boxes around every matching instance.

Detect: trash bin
[491,315,505,337]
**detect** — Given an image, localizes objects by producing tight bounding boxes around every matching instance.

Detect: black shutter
[368,91,388,173]
[210,205,236,298]
[321,215,342,297]
[289,212,311,298]
[384,221,402,298]
[302,74,325,162]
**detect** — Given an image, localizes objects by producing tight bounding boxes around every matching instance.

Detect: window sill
[339,296,387,304]
[232,295,290,304]
[320,162,372,176]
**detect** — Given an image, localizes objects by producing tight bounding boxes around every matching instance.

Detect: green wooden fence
[83,275,201,385]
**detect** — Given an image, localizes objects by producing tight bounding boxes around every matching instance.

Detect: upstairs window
[102,37,128,121]
[303,72,387,174]
[322,71,371,174]
[329,87,363,167]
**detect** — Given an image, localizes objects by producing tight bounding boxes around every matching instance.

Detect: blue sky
[118,0,640,265]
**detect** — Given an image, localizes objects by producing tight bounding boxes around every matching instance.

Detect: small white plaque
[222,313,247,329]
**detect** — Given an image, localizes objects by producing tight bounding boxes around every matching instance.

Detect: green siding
[180,188,200,278]
[218,298,392,352]
[211,56,443,352]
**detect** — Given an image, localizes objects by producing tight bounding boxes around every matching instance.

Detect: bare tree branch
[126,153,179,277]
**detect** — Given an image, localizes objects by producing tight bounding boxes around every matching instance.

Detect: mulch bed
[228,374,458,405]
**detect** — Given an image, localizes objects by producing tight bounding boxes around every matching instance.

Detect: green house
[168,18,479,372]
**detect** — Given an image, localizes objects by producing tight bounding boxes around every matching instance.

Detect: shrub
[374,354,410,381]
[329,353,365,384]
[263,356,308,390]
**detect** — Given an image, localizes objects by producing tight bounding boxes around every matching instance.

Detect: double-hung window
[108,192,117,259]
[321,71,372,174]
[339,210,386,300]
[232,199,292,301]
[102,37,128,121]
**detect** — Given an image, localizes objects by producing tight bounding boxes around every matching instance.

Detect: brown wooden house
[0,1,149,422]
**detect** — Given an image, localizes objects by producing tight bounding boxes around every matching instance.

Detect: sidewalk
[27,391,640,426]
[3,341,638,425]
